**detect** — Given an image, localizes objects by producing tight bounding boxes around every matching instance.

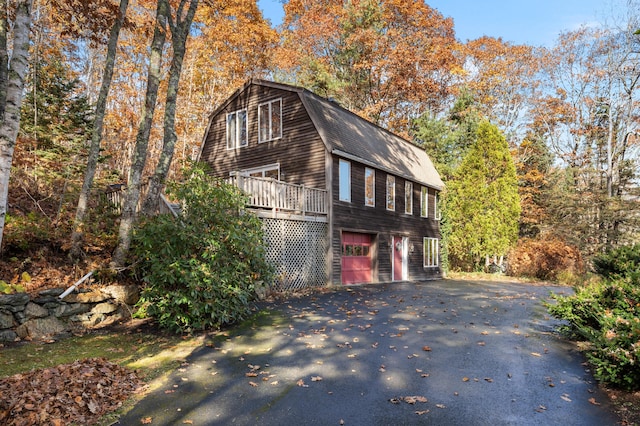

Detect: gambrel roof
[200,79,444,190]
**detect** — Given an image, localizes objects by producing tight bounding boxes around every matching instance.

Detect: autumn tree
[111,0,171,269]
[446,121,521,270]
[463,36,542,139]
[279,0,462,135]
[142,0,199,215]
[69,0,129,260]
[0,0,33,251]
[531,26,640,256]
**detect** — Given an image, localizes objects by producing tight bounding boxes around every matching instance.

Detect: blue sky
[257,0,615,47]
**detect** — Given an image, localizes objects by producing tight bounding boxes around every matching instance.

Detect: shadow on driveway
[117,279,620,425]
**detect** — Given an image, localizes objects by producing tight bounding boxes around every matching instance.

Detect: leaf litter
[0,357,142,426]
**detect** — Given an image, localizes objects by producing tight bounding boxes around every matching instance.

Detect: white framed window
[339,159,351,202]
[386,175,395,211]
[405,181,413,215]
[258,98,282,143]
[226,109,247,149]
[424,237,439,267]
[420,186,428,217]
[435,192,442,220]
[365,167,375,207]
[233,163,280,180]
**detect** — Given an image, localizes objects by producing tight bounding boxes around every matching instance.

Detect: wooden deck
[227,175,328,221]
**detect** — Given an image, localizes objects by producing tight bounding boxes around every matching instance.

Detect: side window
[258,98,282,143]
[424,237,439,267]
[420,186,428,217]
[386,175,395,211]
[226,109,247,149]
[405,181,413,214]
[339,159,351,202]
[435,191,442,220]
[365,167,375,207]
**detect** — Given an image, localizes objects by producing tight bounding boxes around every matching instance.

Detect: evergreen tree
[21,55,93,151]
[447,120,521,270]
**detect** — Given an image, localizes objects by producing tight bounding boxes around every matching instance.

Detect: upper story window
[435,192,442,220]
[339,159,351,202]
[258,98,282,143]
[386,175,395,211]
[420,186,428,217]
[226,109,247,149]
[405,181,413,215]
[364,167,375,207]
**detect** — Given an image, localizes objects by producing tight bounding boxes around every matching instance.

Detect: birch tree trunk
[70,0,129,260]
[0,0,32,252]
[0,0,8,120]
[111,0,169,269]
[142,0,199,216]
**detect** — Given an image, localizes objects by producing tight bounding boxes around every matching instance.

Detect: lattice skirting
[262,218,329,292]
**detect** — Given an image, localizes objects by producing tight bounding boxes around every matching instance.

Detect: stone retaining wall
[0,285,140,342]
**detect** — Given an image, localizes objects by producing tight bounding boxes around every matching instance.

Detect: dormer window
[258,98,282,143]
[227,109,247,149]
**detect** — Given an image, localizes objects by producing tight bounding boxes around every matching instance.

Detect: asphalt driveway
[117,280,621,425]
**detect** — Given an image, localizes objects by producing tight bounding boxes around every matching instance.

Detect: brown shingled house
[197,79,443,290]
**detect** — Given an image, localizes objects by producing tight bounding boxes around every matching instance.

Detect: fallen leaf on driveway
[415,410,430,415]
[531,352,541,357]
[561,394,572,402]
[422,346,432,351]
[311,376,323,381]
[249,382,258,387]
[435,404,446,409]
[588,397,601,406]
[141,417,153,424]
[297,379,308,387]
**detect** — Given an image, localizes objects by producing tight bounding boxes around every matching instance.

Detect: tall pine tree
[446,120,521,270]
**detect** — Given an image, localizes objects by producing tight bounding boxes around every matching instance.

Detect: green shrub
[592,243,640,280]
[132,164,273,333]
[548,277,640,390]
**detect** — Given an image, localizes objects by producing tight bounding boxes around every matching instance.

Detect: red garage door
[341,232,372,284]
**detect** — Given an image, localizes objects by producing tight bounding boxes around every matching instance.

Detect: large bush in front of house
[132,164,273,333]
[547,244,640,390]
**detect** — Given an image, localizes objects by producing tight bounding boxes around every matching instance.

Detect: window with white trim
[364,167,375,207]
[435,191,442,220]
[420,186,428,217]
[226,109,247,149]
[339,159,351,202]
[386,175,395,211]
[405,181,413,214]
[424,237,439,267]
[233,163,280,180]
[258,98,282,143]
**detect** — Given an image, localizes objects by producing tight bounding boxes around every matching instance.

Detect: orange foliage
[507,235,584,281]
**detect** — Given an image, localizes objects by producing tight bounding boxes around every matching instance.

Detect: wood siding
[331,156,441,284]
[199,85,326,189]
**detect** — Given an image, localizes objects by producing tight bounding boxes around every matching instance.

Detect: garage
[341,232,372,284]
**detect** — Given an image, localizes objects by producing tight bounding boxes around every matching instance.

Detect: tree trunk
[70,0,129,261]
[111,0,169,269]
[0,0,32,253]
[0,0,8,120]
[142,0,199,216]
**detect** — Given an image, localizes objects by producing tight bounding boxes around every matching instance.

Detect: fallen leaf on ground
[561,394,572,402]
[422,346,432,351]
[588,397,601,406]
[415,410,430,415]
[311,376,323,381]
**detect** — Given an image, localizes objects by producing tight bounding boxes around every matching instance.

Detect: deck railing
[227,175,328,216]
[105,182,179,217]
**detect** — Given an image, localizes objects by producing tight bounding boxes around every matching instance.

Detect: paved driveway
[118,280,620,425]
